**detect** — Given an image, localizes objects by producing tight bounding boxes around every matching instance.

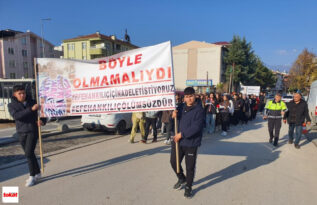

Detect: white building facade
[172,41,229,92]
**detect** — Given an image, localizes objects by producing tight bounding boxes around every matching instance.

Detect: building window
[10,73,16,79]
[24,67,28,78]
[9,60,16,68]
[106,43,110,50]
[115,44,121,51]
[21,37,27,45]
[8,47,14,55]
[67,43,75,51]
[82,42,86,49]
[23,62,28,69]
[22,49,27,57]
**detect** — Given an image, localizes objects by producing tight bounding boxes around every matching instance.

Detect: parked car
[282,95,293,103]
[81,113,132,134]
[307,80,317,127]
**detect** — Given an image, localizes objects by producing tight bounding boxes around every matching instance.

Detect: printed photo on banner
[38,61,74,117]
[36,41,176,117]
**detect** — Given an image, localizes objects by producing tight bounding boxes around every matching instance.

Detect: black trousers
[18,132,40,176]
[221,112,230,131]
[164,120,174,140]
[233,110,240,125]
[268,118,282,141]
[170,141,198,188]
[144,117,157,140]
[241,111,249,124]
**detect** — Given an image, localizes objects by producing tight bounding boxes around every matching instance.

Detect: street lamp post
[40,18,51,57]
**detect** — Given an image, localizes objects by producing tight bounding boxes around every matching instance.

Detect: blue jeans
[288,124,303,145]
[206,114,216,133]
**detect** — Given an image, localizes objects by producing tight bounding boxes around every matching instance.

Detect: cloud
[276,49,288,55]
[275,49,298,56]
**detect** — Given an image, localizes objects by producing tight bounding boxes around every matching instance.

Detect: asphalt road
[0,118,82,144]
[1,116,317,205]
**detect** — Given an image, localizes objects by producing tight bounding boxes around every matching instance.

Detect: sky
[1,0,316,71]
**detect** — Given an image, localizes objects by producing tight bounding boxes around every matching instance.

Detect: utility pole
[206,71,208,94]
[41,18,51,57]
[231,62,235,93]
[228,65,232,93]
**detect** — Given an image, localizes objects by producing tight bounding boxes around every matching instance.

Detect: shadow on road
[40,145,170,183]
[193,141,281,195]
[0,157,50,183]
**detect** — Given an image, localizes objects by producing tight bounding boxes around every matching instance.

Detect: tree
[224,35,274,91]
[289,49,317,93]
[251,57,276,89]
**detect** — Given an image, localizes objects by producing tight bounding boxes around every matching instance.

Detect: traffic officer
[263,93,287,147]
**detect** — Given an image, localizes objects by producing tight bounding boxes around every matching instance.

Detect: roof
[0,29,23,38]
[0,29,55,47]
[173,40,231,50]
[213,41,231,46]
[173,40,218,49]
[63,33,138,48]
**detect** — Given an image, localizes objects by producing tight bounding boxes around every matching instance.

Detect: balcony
[89,46,107,55]
[90,45,106,55]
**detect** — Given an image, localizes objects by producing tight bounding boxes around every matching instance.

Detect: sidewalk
[1,117,317,205]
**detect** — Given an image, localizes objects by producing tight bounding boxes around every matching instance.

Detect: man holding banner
[8,85,46,187]
[171,87,204,199]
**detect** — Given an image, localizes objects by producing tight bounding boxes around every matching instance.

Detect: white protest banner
[36,41,176,117]
[240,86,260,96]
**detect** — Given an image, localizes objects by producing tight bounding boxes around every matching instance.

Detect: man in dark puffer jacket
[8,85,46,187]
[170,87,204,199]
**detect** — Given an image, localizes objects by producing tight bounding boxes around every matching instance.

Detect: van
[307,80,317,127]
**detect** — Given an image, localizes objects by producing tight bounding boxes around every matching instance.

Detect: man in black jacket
[8,85,45,187]
[283,93,311,149]
[171,87,205,199]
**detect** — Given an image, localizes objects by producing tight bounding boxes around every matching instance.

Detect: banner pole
[169,41,180,174]
[174,117,180,174]
[34,58,44,174]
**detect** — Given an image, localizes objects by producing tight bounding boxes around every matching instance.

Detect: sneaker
[288,139,293,144]
[25,176,36,187]
[294,144,300,149]
[166,139,171,145]
[273,141,278,147]
[164,139,168,144]
[184,186,193,198]
[139,140,146,144]
[173,178,186,190]
[269,138,273,143]
[128,139,134,143]
[35,173,41,181]
[152,139,158,143]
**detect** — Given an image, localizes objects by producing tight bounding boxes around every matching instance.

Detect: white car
[81,113,132,134]
[282,95,293,103]
[307,80,317,127]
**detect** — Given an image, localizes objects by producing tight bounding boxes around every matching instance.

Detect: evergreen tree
[224,35,276,91]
